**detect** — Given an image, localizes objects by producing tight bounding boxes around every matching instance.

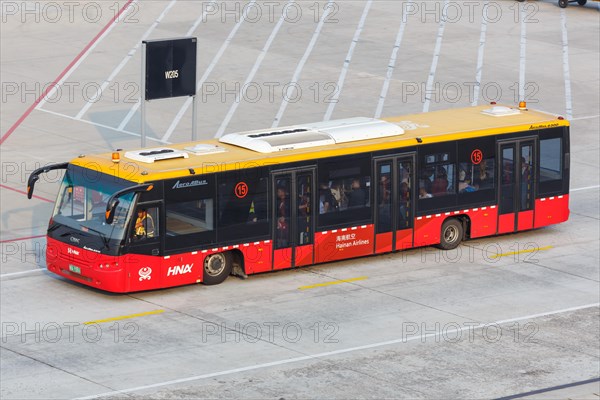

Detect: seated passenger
[458,170,477,193]
[348,179,367,208]
[419,187,432,199]
[431,166,449,196]
[319,183,337,213]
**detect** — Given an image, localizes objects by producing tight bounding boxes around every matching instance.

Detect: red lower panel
[315,225,374,263]
[534,195,570,228]
[469,207,499,238]
[517,210,534,231]
[395,229,413,251]
[375,232,393,254]
[498,213,515,234]
[241,242,272,274]
[273,248,292,270]
[295,244,314,267]
[414,217,443,247]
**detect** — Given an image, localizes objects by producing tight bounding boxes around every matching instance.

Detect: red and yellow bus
[28,103,570,292]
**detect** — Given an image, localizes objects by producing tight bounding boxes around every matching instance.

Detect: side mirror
[105,198,120,225]
[27,162,68,199]
[104,183,153,224]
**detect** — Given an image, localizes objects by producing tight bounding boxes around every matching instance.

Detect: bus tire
[438,219,464,250]
[577,0,587,5]
[203,252,233,285]
[559,0,568,7]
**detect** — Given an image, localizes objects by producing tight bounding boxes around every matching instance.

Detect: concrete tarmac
[1,0,599,398]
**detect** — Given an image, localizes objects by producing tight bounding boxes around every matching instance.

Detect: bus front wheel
[203,252,233,285]
[559,0,568,7]
[438,219,464,250]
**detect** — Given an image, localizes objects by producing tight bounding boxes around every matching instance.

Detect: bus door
[271,168,316,269]
[125,202,163,291]
[498,139,535,233]
[374,154,416,253]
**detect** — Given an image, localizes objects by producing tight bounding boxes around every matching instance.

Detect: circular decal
[471,149,483,165]
[234,182,249,199]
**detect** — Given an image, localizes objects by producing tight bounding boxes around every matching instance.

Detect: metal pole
[141,42,147,148]
[192,94,197,141]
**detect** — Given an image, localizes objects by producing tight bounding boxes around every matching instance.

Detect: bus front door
[374,155,416,253]
[272,168,316,269]
[498,139,535,233]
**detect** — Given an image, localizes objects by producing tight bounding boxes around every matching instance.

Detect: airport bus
[28,103,570,293]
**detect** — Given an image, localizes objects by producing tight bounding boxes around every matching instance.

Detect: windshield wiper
[80,225,111,251]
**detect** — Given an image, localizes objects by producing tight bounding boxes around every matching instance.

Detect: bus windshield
[50,165,136,253]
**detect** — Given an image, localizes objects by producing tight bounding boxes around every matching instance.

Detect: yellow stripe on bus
[83,309,164,325]
[489,245,553,259]
[299,276,368,290]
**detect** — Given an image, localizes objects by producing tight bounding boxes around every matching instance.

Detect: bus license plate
[69,265,81,274]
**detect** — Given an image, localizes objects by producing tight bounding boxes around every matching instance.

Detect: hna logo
[165,70,179,79]
[167,264,193,276]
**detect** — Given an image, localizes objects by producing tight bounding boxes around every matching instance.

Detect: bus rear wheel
[203,252,233,285]
[438,219,464,250]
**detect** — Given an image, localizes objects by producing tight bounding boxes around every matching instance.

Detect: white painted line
[472,0,488,106]
[571,185,600,192]
[374,5,407,118]
[215,0,291,138]
[161,0,258,141]
[272,0,333,127]
[38,108,170,144]
[36,1,139,110]
[185,0,217,36]
[518,3,526,102]
[423,0,449,113]
[76,302,600,399]
[0,269,44,278]
[560,10,573,120]
[75,0,177,120]
[570,115,600,121]
[323,0,373,121]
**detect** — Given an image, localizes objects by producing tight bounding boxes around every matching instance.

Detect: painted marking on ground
[0,0,136,145]
[273,0,334,127]
[76,303,600,399]
[323,0,373,121]
[519,3,527,102]
[298,276,368,290]
[75,0,177,120]
[571,185,600,192]
[423,0,449,113]
[560,10,573,120]
[472,0,489,106]
[489,245,553,259]
[0,184,53,203]
[374,5,408,118]
[162,0,258,141]
[0,269,44,278]
[83,309,165,325]
[215,0,292,137]
[0,234,46,244]
[38,108,169,144]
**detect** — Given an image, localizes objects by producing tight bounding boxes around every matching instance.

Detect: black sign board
[144,37,197,101]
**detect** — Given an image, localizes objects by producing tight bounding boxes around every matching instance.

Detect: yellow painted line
[83,309,164,325]
[299,276,368,290]
[489,245,553,259]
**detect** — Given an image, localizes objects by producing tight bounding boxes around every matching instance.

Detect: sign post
[141,37,197,147]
